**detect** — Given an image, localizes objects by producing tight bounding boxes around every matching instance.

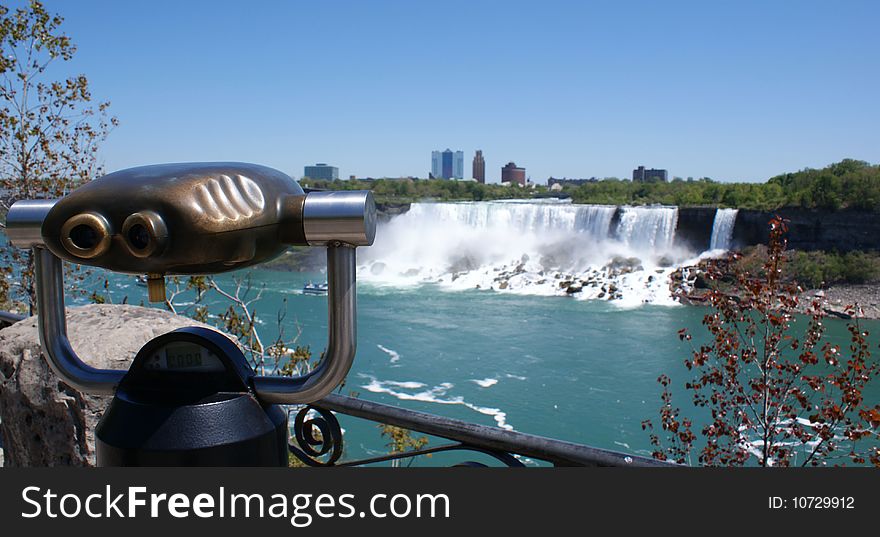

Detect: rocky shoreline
[797,284,880,320]
[670,262,880,320]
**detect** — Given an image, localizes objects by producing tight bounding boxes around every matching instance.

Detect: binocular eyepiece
[58,210,167,261]
[61,212,108,257]
[60,210,170,262]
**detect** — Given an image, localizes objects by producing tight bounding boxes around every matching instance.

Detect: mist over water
[360,200,711,306]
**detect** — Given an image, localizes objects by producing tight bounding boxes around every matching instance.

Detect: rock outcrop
[674,206,880,253]
[731,208,880,252]
[674,206,717,252]
[375,201,411,222]
[0,304,222,467]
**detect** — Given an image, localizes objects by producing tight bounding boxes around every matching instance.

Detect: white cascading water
[615,206,679,251]
[709,208,739,251]
[359,199,713,307]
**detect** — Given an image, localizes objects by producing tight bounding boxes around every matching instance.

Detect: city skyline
[304,148,676,185]
[34,0,880,183]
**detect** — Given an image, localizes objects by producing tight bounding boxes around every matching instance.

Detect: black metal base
[96,392,288,467]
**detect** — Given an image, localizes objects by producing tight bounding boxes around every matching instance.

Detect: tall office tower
[472,150,486,183]
[442,149,453,179]
[431,151,440,178]
[453,150,464,179]
[430,149,465,179]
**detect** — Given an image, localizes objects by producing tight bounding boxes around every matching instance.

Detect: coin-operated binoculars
[5,163,376,466]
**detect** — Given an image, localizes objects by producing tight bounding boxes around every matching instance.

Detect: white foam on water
[505,374,527,381]
[381,380,427,389]
[360,374,513,430]
[513,454,539,467]
[376,344,401,363]
[738,417,829,466]
[471,378,498,388]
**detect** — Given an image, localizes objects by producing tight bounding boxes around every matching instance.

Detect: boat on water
[135,275,147,287]
[302,281,328,295]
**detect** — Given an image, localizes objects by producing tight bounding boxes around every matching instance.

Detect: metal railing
[0,309,674,468]
[0,310,25,329]
[289,393,673,467]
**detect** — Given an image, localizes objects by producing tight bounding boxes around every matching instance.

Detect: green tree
[379,424,429,467]
[811,174,842,210]
[0,0,116,311]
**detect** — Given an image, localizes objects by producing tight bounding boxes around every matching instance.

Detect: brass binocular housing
[4,162,376,404]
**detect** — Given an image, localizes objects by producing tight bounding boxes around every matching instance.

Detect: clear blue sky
[33,0,880,183]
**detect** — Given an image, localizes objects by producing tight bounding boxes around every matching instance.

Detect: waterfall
[709,208,738,250]
[404,200,616,240]
[362,200,696,306]
[615,206,679,251]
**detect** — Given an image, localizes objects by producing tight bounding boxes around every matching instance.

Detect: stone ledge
[0,304,226,467]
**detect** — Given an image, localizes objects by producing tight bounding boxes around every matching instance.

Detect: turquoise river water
[88,267,879,467]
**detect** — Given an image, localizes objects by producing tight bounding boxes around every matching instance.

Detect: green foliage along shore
[733,245,880,289]
[300,176,527,204]
[302,159,880,211]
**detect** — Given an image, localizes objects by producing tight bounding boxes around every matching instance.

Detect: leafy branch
[645,217,880,466]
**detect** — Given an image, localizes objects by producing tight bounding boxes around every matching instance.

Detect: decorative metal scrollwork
[288,405,344,466]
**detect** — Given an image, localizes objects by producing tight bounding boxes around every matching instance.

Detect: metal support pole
[34,247,125,394]
[253,244,357,403]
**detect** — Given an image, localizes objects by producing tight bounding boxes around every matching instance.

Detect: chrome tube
[302,191,376,246]
[253,244,357,404]
[34,248,126,394]
[5,199,58,248]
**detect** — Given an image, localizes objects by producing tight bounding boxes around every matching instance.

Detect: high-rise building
[430,149,464,179]
[632,165,668,182]
[303,163,339,180]
[472,150,486,184]
[501,162,525,186]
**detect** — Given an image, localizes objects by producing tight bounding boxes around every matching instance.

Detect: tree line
[570,158,880,210]
[303,159,880,211]
[300,176,529,204]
